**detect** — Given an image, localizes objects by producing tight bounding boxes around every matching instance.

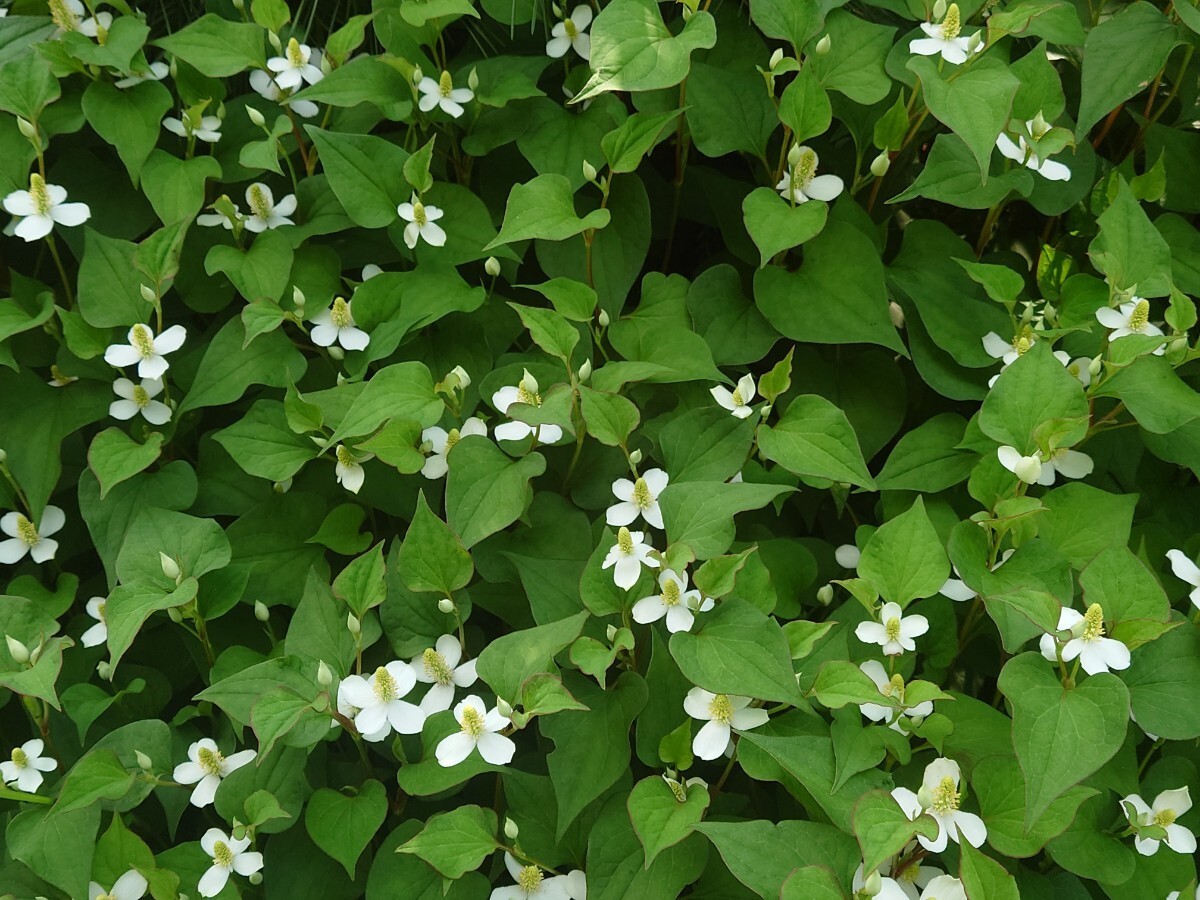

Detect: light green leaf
[857,497,949,608]
[742,188,829,267]
[87,429,164,499]
[398,492,473,596]
[659,481,794,559]
[396,805,499,879]
[627,775,710,867]
[757,394,875,488]
[485,174,611,248]
[475,611,589,703]
[445,436,547,548]
[152,14,267,76]
[305,781,389,878]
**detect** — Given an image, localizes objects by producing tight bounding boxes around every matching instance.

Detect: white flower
[918,875,967,900]
[684,688,769,760]
[421,418,488,479]
[981,329,1037,368]
[835,543,861,569]
[418,70,474,118]
[1036,446,1093,485]
[909,3,978,64]
[851,863,910,900]
[1122,787,1196,856]
[2,173,91,242]
[397,193,447,249]
[884,848,945,900]
[48,365,78,387]
[172,739,256,808]
[547,5,592,60]
[114,61,169,90]
[855,601,929,656]
[163,112,222,143]
[81,597,108,648]
[1166,549,1200,611]
[1096,298,1166,354]
[492,370,564,444]
[602,526,659,590]
[361,264,383,280]
[411,634,479,714]
[0,505,66,565]
[710,374,756,418]
[311,297,369,351]
[197,827,263,898]
[632,568,712,633]
[858,661,933,733]
[336,680,388,742]
[996,124,1071,182]
[244,182,297,232]
[197,202,242,230]
[436,695,516,767]
[104,323,187,380]
[249,69,320,118]
[48,0,111,36]
[775,147,844,204]
[109,377,172,425]
[997,445,1043,485]
[1038,604,1130,675]
[89,870,148,900]
[266,38,324,90]
[491,852,573,900]
[338,661,426,741]
[940,549,1013,602]
[0,739,57,792]
[606,467,668,530]
[892,757,987,852]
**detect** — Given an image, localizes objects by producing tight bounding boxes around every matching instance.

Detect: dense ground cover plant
[1,0,1200,895]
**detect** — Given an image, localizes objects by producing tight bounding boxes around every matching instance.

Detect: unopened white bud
[135,750,154,771]
[273,477,292,494]
[412,66,423,86]
[966,31,983,52]
[247,105,266,127]
[336,372,348,386]
[933,0,947,18]
[468,67,479,91]
[863,869,883,896]
[159,552,182,582]
[504,817,520,840]
[140,283,157,303]
[328,346,345,361]
[597,309,610,328]
[248,872,263,886]
[551,1,563,14]
[437,597,456,614]
[815,34,831,55]
[759,404,772,418]
[816,584,835,605]
[1088,355,1103,377]
[97,660,113,681]
[5,635,29,664]
[889,300,905,329]
[267,30,281,52]
[254,601,270,622]
[787,143,804,167]
[317,660,334,687]
[870,152,891,177]
[0,448,6,462]
[629,449,643,465]
[16,117,37,140]
[168,58,177,78]
[577,359,592,383]
[450,365,471,389]
[1014,455,1042,485]
[496,697,514,717]
[769,48,784,70]
[484,256,501,277]
[582,159,598,183]
[167,606,184,623]
[347,613,361,636]
[606,624,618,642]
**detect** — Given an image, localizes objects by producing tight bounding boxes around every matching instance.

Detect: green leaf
[892,133,1035,209]
[659,481,794,559]
[852,790,940,876]
[475,611,589,703]
[212,400,318,482]
[669,599,802,704]
[141,151,222,224]
[757,394,875,488]
[305,780,389,878]
[0,54,59,120]
[1123,623,1200,740]
[446,436,547,548]
[1088,181,1174,296]
[508,302,580,361]
[1093,353,1200,433]
[251,0,290,31]
[305,128,410,229]
[251,687,323,758]
[81,81,172,184]
[396,805,499,879]
[398,492,473,596]
[812,660,890,709]
[51,750,135,817]
[87,429,164,499]
[779,866,845,900]
[178,316,306,415]
[857,498,949,607]
[333,543,387,618]
[601,109,682,174]
[978,342,1089,452]
[627,775,710,867]
[104,578,199,672]
[808,10,894,105]
[292,56,412,120]
[77,228,153,328]
[485,174,611,248]
[1038,482,1137,568]
[875,413,974,492]
[959,840,1021,900]
[579,386,640,447]
[520,278,597,322]
[325,361,443,444]
[779,67,832,142]
[973,756,1097,858]
[573,0,716,102]
[997,653,1129,827]
[1078,547,1173,649]
[204,226,294,304]
[6,806,100,900]
[742,187,829,267]
[152,14,267,76]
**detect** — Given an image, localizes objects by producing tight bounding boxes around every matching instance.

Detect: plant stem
[44,234,75,306]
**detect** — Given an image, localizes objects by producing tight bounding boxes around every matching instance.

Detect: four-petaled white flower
[311,296,370,350]
[0,505,66,565]
[333,444,373,494]
[492,370,564,444]
[909,3,978,64]
[105,323,187,379]
[418,70,474,118]
[858,661,933,733]
[397,193,447,249]
[606,467,668,530]
[996,119,1071,182]
[918,875,967,900]
[197,827,263,898]
[1038,604,1130,675]
[244,182,297,232]
[1122,787,1196,856]
[2,173,91,242]
[1096,298,1165,355]
[855,601,929,656]
[172,738,256,808]
[684,687,769,760]
[602,526,659,590]
[109,376,172,425]
[492,852,574,900]
[710,374,757,418]
[421,418,488,479]
[1,739,57,792]
[776,146,844,204]
[1166,549,1200,611]
[267,38,324,90]
[411,634,479,714]
[547,5,593,60]
[250,69,320,118]
[339,661,427,740]
[436,694,516,767]
[88,870,148,900]
[892,757,987,852]
[632,568,712,633]
[48,0,111,36]
[81,596,108,648]
[163,112,222,143]
[115,61,169,90]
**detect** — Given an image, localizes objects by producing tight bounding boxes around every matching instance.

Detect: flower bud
[966,31,983,52]
[889,300,905,329]
[159,552,182,583]
[6,635,29,664]
[273,477,292,494]
[0,448,6,462]
[870,151,891,177]
[254,601,270,622]
[347,613,361,636]
[629,449,643,465]
[484,256,501,277]
[577,359,592,383]
[816,584,835,605]
[140,283,157,303]
[597,309,610,328]
[336,372,348,386]
[468,67,479,91]
[267,30,281,52]
[504,817,520,840]
[169,58,178,78]
[1014,454,1042,485]
[317,660,334,687]
[582,159,598,183]
[787,143,804,167]
[450,365,471,389]
[16,117,37,141]
[328,346,345,361]
[249,872,263,886]
[247,105,266,127]
[552,1,562,14]
[1087,355,1103,377]
[167,606,184,623]
[438,597,456,614]
[496,697,514,717]
[815,34,831,55]
[412,66,423,86]
[97,660,113,681]
[606,624,618,642]
[759,404,772,418]
[769,47,784,70]
[933,0,947,18]
[863,869,883,896]
[135,750,154,771]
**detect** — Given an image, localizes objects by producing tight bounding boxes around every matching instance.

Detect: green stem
[44,234,75,307]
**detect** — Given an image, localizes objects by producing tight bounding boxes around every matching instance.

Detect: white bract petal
[435,695,515,767]
[0,738,57,793]
[855,602,929,656]
[1095,298,1166,355]
[683,687,767,760]
[2,174,90,242]
[601,527,659,590]
[311,297,369,350]
[775,146,844,204]
[908,4,978,64]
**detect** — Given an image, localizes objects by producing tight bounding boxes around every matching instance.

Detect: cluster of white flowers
[547,6,593,59]
[197,183,296,232]
[398,192,447,249]
[436,695,516,767]
[337,660,428,740]
[858,661,933,733]
[2,173,91,242]
[1,505,67,565]
[982,330,1091,387]
[775,146,844,204]
[311,296,369,351]
[173,738,257,808]
[893,757,988,853]
[909,3,979,64]
[1096,297,1166,354]
[418,70,475,118]
[163,110,222,143]
[1,738,57,792]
